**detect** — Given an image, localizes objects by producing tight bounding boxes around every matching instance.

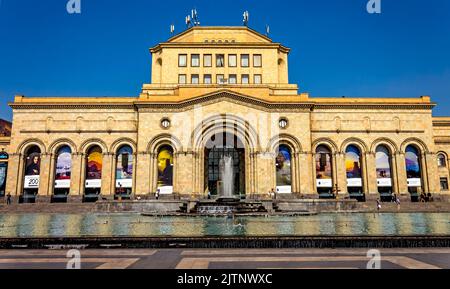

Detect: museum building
[1,26,450,203]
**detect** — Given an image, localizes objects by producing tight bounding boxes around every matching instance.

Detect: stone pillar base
[36,196,51,203]
[68,196,83,203]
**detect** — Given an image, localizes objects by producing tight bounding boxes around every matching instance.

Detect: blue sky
[0,0,449,120]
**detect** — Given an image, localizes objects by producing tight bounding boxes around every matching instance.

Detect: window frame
[228,54,237,67]
[191,74,199,84]
[203,74,212,84]
[254,74,262,84]
[228,74,237,84]
[241,74,249,84]
[241,54,250,67]
[440,177,449,190]
[216,74,225,84]
[216,54,225,67]
[178,54,187,67]
[203,54,212,67]
[253,54,262,67]
[191,54,200,67]
[178,74,187,84]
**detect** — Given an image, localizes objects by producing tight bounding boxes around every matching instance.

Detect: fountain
[195,155,267,215]
[217,155,239,202]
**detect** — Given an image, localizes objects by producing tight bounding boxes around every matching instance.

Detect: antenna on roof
[243,11,249,26]
[266,25,270,37]
[170,24,175,35]
[191,8,200,26]
[185,15,191,28]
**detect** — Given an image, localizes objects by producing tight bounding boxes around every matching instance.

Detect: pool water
[0,213,449,238]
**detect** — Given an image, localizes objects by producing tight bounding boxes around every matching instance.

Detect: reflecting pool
[0,213,449,238]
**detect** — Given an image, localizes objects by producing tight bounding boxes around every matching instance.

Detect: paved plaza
[0,248,448,269]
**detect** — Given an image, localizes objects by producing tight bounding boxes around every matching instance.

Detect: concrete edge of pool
[1,235,449,249]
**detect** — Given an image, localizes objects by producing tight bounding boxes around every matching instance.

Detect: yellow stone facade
[2,26,450,202]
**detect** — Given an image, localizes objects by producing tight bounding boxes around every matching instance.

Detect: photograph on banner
[157,146,174,194]
[346,145,362,187]
[55,146,72,189]
[116,146,133,189]
[316,145,333,188]
[376,146,392,187]
[276,145,292,193]
[86,147,102,188]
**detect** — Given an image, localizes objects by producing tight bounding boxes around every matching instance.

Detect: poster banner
[24,175,40,189]
[276,185,292,194]
[317,179,332,188]
[0,163,6,192]
[377,178,392,187]
[86,147,102,188]
[347,178,362,187]
[116,146,133,188]
[55,146,71,189]
[276,145,292,187]
[407,178,422,187]
[116,179,132,189]
[157,146,174,189]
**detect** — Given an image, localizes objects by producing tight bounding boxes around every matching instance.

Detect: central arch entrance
[204,132,245,197]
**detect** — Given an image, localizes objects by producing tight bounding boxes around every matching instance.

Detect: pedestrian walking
[376,198,381,212]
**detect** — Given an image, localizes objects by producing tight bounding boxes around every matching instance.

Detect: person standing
[395,196,401,211]
[6,193,11,205]
[376,198,381,212]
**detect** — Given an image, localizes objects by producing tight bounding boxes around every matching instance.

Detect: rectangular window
[191,54,200,67]
[178,54,187,67]
[204,54,212,67]
[241,54,249,67]
[204,74,212,84]
[191,74,199,84]
[440,178,449,190]
[178,74,187,84]
[217,74,225,84]
[254,74,262,84]
[216,54,225,67]
[229,74,237,84]
[228,54,237,67]
[241,74,249,84]
[253,54,262,67]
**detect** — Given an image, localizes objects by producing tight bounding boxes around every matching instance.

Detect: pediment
[137,90,312,112]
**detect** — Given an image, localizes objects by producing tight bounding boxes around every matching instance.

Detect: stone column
[424,153,440,194]
[5,153,21,198]
[100,152,113,198]
[335,152,347,197]
[175,152,194,195]
[299,152,314,196]
[395,152,408,195]
[135,151,150,196]
[37,153,52,202]
[69,152,83,202]
[365,151,378,197]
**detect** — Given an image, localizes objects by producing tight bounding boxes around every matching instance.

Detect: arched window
[275,145,292,193]
[315,145,333,195]
[438,154,447,167]
[345,145,364,199]
[22,145,41,203]
[405,145,422,198]
[116,145,133,197]
[376,145,393,197]
[84,146,103,202]
[157,145,174,194]
[0,151,8,197]
[53,146,72,202]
